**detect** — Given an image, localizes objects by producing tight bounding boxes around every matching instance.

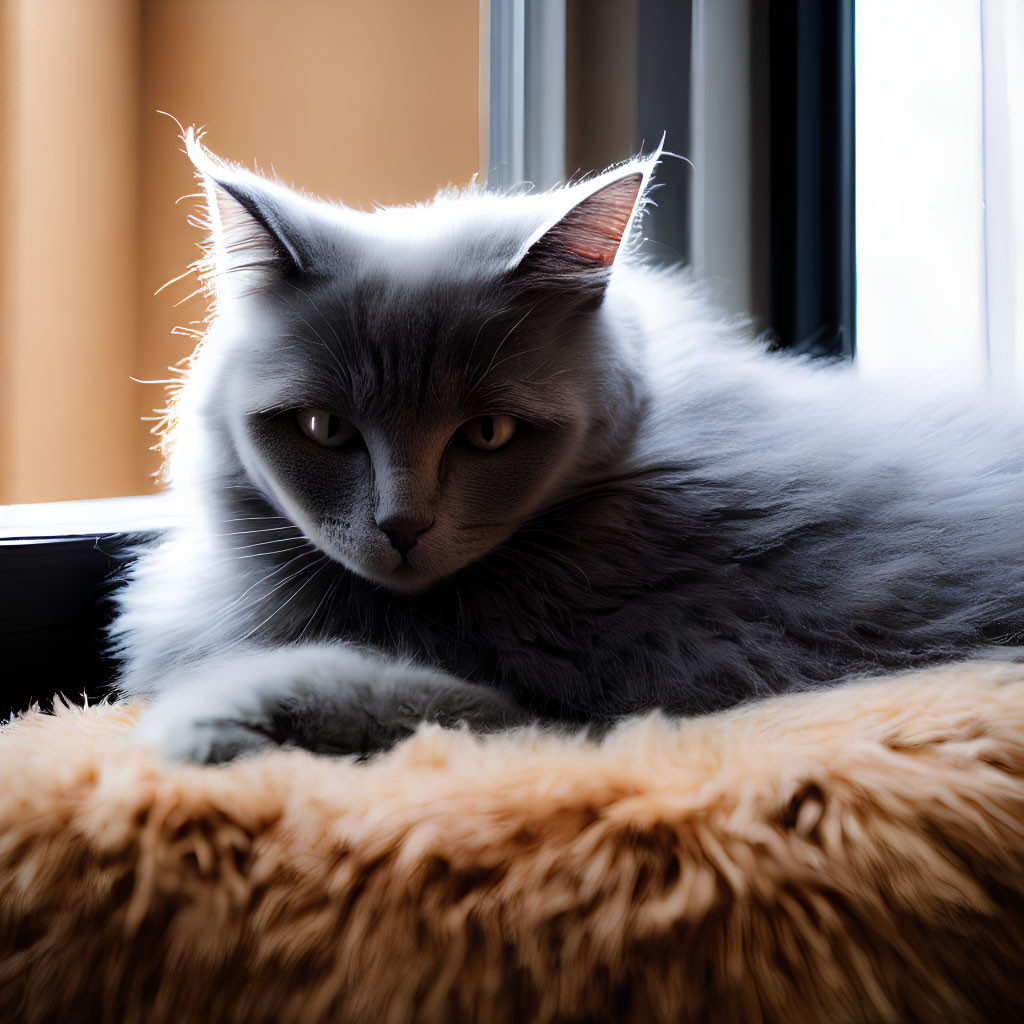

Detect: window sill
[0,494,178,714]
[0,492,179,543]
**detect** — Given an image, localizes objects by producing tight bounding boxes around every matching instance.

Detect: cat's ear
[185,129,316,288]
[512,157,655,300]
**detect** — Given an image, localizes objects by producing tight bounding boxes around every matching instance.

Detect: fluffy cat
[115,131,1024,763]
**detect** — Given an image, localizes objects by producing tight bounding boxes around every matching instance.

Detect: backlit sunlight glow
[855,0,987,382]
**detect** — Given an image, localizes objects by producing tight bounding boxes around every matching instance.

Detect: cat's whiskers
[211,521,304,544]
[231,543,313,560]
[216,516,291,524]
[223,532,305,547]
[315,580,342,640]
[219,525,304,537]
[218,548,319,609]
[216,551,321,612]
[184,548,323,648]
[196,523,310,561]
[239,555,332,642]
[198,538,306,558]
[296,563,338,642]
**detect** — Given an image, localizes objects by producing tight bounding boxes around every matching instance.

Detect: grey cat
[115,132,1024,763]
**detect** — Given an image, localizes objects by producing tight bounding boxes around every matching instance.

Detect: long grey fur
[112,132,1024,762]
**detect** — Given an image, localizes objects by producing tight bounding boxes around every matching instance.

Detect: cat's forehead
[254,288,569,427]
[250,186,620,411]
[268,191,571,341]
[256,232,577,424]
[286,258,547,390]
[314,189,562,283]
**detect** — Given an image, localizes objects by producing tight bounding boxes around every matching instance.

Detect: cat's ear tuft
[184,129,311,286]
[512,163,651,300]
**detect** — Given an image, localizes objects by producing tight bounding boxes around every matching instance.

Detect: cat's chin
[381,563,445,594]
[340,555,446,595]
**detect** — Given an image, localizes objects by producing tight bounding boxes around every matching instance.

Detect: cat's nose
[377,515,434,556]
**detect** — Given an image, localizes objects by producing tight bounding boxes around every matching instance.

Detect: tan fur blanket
[1,662,1023,1024]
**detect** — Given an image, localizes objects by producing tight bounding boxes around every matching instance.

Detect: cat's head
[178,131,658,593]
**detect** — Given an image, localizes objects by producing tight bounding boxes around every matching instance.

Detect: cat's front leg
[132,644,532,764]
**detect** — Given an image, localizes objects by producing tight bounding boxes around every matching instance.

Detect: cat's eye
[460,415,518,451]
[296,409,355,448]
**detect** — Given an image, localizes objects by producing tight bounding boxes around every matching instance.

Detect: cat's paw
[135,701,279,765]
[132,643,531,764]
[133,655,285,764]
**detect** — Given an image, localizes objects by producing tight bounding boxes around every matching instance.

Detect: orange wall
[1,0,141,504]
[1,0,481,503]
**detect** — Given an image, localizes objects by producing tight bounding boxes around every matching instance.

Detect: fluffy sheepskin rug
[1,662,1024,1024]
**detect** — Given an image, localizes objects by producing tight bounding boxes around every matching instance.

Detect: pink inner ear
[212,184,274,260]
[558,173,643,267]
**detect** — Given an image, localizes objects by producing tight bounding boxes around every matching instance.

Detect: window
[504,0,854,354]
[856,0,1024,384]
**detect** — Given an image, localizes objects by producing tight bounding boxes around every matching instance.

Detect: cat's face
[185,135,650,593]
